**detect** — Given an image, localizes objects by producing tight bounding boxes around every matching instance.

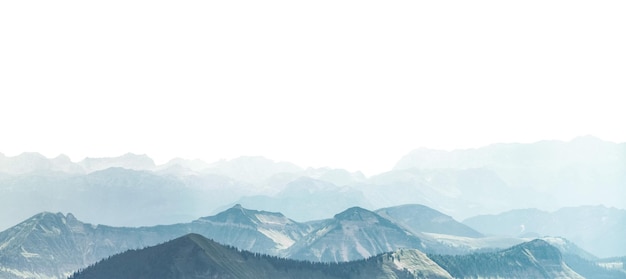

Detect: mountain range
[2,136,626,278]
[2,204,623,279]
[395,135,626,210]
[2,136,625,231]
[67,234,607,279]
[0,204,475,278]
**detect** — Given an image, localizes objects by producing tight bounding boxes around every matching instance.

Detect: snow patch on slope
[541,236,567,249]
[21,247,40,258]
[255,214,287,225]
[257,228,295,249]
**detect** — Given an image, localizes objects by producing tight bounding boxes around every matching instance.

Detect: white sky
[1,1,625,176]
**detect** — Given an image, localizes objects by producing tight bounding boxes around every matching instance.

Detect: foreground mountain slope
[68,233,453,279]
[429,239,584,279]
[67,236,593,279]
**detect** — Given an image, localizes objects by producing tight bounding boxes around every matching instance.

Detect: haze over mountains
[2,136,625,278]
[395,135,626,209]
[2,135,624,231]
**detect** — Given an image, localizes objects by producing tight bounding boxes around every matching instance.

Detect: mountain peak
[504,239,562,262]
[375,204,483,238]
[334,206,378,221]
[201,204,290,228]
[31,211,66,222]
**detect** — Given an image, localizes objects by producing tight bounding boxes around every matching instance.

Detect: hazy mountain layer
[364,167,545,220]
[0,155,369,230]
[4,136,624,230]
[231,177,373,221]
[463,206,626,257]
[375,204,483,238]
[0,167,251,231]
[395,136,626,210]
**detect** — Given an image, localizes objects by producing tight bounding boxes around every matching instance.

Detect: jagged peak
[31,211,65,219]
[25,211,84,225]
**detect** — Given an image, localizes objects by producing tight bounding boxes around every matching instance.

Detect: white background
[1,0,625,175]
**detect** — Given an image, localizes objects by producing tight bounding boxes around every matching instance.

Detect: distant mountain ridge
[375,204,483,238]
[3,135,625,230]
[395,135,626,210]
[230,177,373,221]
[463,205,626,258]
[0,152,157,175]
